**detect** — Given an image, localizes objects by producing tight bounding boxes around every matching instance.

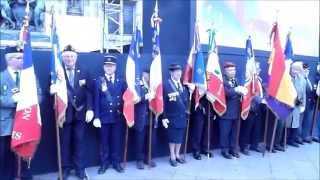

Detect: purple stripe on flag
[267,96,293,120]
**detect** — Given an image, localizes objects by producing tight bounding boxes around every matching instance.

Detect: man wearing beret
[93,55,127,173]
[0,45,42,180]
[218,62,247,159]
[50,45,94,180]
[162,63,189,167]
[132,69,158,169]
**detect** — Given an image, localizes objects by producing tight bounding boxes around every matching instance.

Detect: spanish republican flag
[267,23,297,120]
[206,29,226,116]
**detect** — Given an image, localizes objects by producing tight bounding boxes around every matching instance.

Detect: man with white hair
[286,61,306,147]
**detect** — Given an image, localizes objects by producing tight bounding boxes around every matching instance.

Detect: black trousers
[274,118,285,146]
[134,126,157,161]
[0,136,32,180]
[60,121,86,172]
[99,122,123,166]
[191,112,211,152]
[219,118,238,151]
[240,111,263,148]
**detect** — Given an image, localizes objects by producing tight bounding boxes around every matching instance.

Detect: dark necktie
[14,71,20,87]
[67,68,74,87]
[231,78,237,87]
[177,82,182,92]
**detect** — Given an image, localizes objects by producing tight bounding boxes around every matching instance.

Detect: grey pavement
[35,143,320,180]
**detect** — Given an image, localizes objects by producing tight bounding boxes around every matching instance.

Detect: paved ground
[35,143,320,180]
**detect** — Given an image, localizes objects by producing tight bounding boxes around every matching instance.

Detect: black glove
[295,98,302,106]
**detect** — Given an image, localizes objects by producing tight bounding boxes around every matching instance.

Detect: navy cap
[62,45,76,53]
[223,62,236,68]
[4,45,23,55]
[169,63,182,71]
[103,55,116,65]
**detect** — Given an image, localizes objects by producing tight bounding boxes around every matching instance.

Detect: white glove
[145,91,155,100]
[261,99,267,104]
[85,110,94,123]
[299,107,305,113]
[235,86,248,96]
[187,83,195,93]
[93,118,102,128]
[50,84,58,95]
[162,118,169,129]
[12,92,21,103]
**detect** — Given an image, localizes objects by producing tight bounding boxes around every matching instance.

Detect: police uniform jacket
[162,78,189,128]
[94,75,126,124]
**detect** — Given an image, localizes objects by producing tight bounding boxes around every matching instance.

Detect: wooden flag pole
[262,106,269,157]
[54,95,63,180]
[123,125,129,168]
[183,93,193,160]
[207,103,212,158]
[270,118,278,152]
[148,111,153,168]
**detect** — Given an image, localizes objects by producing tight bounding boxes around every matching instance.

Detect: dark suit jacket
[162,78,189,128]
[94,75,126,124]
[133,84,149,132]
[219,76,241,120]
[64,64,93,123]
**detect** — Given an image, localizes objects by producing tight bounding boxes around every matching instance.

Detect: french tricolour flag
[11,21,42,160]
[123,28,142,127]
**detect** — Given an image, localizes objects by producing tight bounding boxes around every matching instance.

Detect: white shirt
[7,66,20,83]
[171,77,182,91]
[105,74,115,83]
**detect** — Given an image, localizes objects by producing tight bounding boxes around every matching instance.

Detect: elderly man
[51,45,94,180]
[0,45,42,180]
[218,62,247,159]
[286,61,306,147]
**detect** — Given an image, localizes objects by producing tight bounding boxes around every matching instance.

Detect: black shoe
[176,157,186,164]
[288,141,299,147]
[274,145,285,151]
[229,150,240,158]
[271,149,277,153]
[241,147,250,156]
[201,150,213,158]
[251,145,264,153]
[98,164,108,174]
[113,163,124,173]
[296,139,304,145]
[144,159,157,168]
[21,176,33,180]
[193,152,201,160]
[58,169,70,180]
[221,151,232,159]
[169,158,178,167]
[313,137,320,143]
[303,138,312,144]
[136,160,144,170]
[75,170,88,180]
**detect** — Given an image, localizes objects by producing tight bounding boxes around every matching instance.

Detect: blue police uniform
[94,56,126,172]
[162,78,189,143]
[133,80,157,163]
[60,47,93,177]
[218,75,241,155]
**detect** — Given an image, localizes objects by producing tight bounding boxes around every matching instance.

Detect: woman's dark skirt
[167,128,185,144]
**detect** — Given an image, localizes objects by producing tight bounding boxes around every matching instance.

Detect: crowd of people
[0,44,319,180]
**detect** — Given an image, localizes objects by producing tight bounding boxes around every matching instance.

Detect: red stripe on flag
[11,104,41,159]
[149,83,163,114]
[206,73,226,116]
[54,95,67,125]
[123,89,135,127]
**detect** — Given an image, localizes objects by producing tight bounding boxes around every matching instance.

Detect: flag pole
[123,125,129,168]
[50,6,63,180]
[235,105,242,155]
[269,118,278,152]
[183,93,193,160]
[311,95,320,138]
[148,111,153,168]
[262,106,269,157]
[54,95,63,180]
[207,103,211,159]
[283,124,287,151]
